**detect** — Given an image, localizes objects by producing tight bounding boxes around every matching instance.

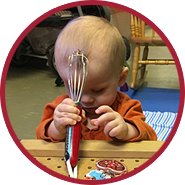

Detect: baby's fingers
[90,112,115,127]
[95,105,114,114]
[81,109,86,119]
[57,100,80,115]
[62,98,76,106]
[54,112,81,127]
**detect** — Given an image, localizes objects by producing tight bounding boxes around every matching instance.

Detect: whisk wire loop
[68,50,88,103]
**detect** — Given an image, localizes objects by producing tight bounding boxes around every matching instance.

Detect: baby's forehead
[87,61,117,81]
[57,47,121,82]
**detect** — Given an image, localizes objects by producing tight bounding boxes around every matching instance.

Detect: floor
[5,26,179,140]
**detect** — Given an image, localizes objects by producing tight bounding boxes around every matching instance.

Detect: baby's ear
[118,67,129,87]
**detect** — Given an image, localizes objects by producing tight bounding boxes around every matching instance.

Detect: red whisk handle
[64,103,82,168]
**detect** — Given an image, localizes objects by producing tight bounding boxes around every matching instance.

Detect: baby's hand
[47,98,86,141]
[53,98,82,132]
[90,106,128,140]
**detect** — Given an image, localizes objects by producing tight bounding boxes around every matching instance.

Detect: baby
[36,16,156,142]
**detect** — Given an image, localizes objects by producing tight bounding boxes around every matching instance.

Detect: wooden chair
[129,14,175,89]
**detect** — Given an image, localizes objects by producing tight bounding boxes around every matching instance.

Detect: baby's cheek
[97,95,115,107]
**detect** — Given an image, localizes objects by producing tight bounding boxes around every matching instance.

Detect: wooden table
[21,140,164,179]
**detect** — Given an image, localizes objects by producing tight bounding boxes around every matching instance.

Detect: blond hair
[55,16,126,70]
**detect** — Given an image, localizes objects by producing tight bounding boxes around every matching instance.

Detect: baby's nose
[80,93,94,104]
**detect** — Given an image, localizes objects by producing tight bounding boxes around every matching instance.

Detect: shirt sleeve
[115,92,157,141]
[35,94,68,142]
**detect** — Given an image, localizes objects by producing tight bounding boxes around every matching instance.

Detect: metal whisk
[68,49,88,105]
[64,49,88,178]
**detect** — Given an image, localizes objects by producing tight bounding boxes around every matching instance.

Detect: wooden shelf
[21,140,164,179]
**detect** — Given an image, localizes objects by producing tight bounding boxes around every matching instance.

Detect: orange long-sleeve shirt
[36,91,157,142]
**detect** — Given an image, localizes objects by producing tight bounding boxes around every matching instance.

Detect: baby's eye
[92,88,104,93]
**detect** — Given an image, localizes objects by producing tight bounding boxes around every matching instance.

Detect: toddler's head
[55,16,128,109]
[55,16,127,78]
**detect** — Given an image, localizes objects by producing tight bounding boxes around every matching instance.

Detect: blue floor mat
[123,87,180,113]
